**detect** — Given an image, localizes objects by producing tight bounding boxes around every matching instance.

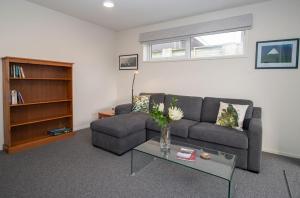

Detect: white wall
[1,0,299,158]
[0,0,117,148]
[115,0,300,158]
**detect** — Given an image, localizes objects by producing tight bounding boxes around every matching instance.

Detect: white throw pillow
[216,102,249,131]
[132,95,150,113]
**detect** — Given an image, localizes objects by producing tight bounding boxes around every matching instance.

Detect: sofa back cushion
[140,93,165,110]
[201,97,253,128]
[164,94,203,122]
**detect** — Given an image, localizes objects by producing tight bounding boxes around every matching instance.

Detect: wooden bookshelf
[2,57,74,153]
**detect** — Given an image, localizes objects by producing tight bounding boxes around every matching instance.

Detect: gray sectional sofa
[91,93,262,172]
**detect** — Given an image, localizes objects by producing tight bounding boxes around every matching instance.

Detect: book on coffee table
[176,148,196,161]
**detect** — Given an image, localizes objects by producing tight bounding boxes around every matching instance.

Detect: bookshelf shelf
[2,56,74,153]
[11,114,73,127]
[10,99,72,107]
[10,77,72,81]
[12,132,74,146]
[8,132,75,153]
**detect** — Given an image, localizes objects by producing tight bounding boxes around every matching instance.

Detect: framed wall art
[255,39,299,69]
[119,54,138,70]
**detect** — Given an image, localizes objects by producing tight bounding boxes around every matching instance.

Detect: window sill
[143,55,248,63]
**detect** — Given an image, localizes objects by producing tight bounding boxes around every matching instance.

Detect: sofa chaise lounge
[91,93,262,172]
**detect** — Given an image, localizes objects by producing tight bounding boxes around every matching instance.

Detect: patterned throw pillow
[132,95,150,113]
[216,102,249,131]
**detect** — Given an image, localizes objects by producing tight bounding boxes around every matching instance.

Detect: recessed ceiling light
[103,0,114,8]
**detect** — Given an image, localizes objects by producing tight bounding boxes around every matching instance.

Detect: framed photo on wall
[255,38,299,69]
[119,54,138,70]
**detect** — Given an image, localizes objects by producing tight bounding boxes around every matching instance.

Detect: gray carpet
[0,129,299,198]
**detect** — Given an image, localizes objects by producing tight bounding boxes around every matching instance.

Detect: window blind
[139,14,253,42]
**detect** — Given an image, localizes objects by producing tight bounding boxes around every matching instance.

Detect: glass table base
[130,138,237,198]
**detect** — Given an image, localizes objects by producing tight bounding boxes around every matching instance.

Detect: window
[143,39,189,61]
[191,31,244,58]
[143,31,246,61]
[151,40,187,59]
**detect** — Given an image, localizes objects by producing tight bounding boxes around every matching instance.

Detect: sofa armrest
[115,103,132,115]
[247,117,262,173]
[252,107,262,119]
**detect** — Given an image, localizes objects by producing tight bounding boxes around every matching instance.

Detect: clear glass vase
[160,125,171,152]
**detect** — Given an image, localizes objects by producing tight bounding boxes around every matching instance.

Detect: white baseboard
[74,124,89,131]
[263,148,300,159]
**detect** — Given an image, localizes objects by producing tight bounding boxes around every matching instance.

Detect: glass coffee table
[131,137,236,198]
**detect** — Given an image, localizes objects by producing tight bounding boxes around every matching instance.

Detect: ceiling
[26,0,268,31]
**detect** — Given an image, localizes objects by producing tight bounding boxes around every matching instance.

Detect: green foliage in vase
[169,97,178,108]
[150,106,169,128]
[216,104,239,128]
[150,97,183,129]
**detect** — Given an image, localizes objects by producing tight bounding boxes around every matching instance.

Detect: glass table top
[134,138,236,181]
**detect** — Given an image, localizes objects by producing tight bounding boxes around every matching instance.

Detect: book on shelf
[48,127,72,136]
[17,91,24,104]
[10,64,25,78]
[176,148,196,161]
[20,67,25,78]
[10,90,24,105]
[11,90,18,105]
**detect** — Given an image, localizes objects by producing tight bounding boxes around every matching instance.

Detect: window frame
[190,30,246,59]
[143,30,247,62]
[144,37,190,62]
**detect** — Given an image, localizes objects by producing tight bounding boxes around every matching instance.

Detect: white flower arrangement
[150,97,184,128]
[168,106,183,121]
[158,103,164,112]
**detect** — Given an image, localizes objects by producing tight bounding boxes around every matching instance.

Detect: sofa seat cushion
[91,112,149,138]
[146,118,160,132]
[146,118,198,138]
[189,122,248,149]
[170,119,198,138]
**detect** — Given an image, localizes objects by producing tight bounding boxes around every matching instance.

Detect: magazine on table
[176,148,196,161]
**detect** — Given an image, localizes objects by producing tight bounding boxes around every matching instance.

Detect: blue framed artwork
[255,39,299,69]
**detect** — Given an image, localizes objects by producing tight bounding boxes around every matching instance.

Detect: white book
[13,65,16,78]
[177,152,191,159]
[20,67,25,78]
[11,90,18,105]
